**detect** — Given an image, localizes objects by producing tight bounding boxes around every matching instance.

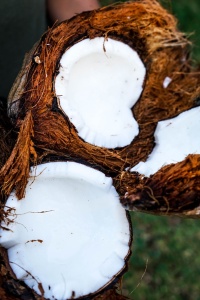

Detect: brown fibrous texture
[118,154,200,217]
[5,0,200,200]
[0,99,16,212]
[0,99,16,171]
[93,287,129,300]
[0,111,37,201]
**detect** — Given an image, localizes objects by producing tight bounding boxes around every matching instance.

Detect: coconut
[119,106,200,217]
[4,0,199,200]
[55,37,146,148]
[1,0,200,299]
[0,162,132,299]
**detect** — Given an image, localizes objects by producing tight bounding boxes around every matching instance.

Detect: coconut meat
[131,107,200,176]
[0,162,131,300]
[55,37,146,149]
[163,76,172,88]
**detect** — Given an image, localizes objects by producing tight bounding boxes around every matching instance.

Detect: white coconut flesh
[55,37,146,149]
[0,162,131,300]
[131,107,200,177]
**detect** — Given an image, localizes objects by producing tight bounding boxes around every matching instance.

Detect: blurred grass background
[98,1,200,299]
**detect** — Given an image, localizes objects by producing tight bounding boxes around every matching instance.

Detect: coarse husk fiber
[119,154,200,218]
[3,0,200,201]
[0,99,16,171]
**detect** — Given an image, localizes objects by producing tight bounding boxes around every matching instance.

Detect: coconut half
[131,107,200,177]
[0,162,131,300]
[55,37,146,149]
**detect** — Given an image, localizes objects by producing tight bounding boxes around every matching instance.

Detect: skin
[47,0,100,22]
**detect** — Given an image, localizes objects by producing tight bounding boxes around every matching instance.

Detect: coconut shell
[0,111,37,200]
[4,0,200,200]
[119,154,200,218]
[93,288,129,300]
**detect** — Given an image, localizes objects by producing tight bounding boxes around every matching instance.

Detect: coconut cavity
[131,107,200,176]
[0,162,131,300]
[55,37,146,149]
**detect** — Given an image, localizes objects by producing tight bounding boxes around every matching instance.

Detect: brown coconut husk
[0,106,38,299]
[0,111,37,201]
[118,154,200,218]
[93,287,129,300]
[0,98,16,210]
[0,99,16,170]
[4,0,200,200]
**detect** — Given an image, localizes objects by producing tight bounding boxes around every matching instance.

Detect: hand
[47,0,100,23]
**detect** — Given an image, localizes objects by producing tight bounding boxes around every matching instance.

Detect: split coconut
[0,162,131,299]
[131,107,200,177]
[4,0,199,202]
[120,107,200,217]
[55,37,145,148]
[1,0,200,299]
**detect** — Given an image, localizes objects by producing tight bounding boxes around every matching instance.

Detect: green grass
[161,0,200,61]
[98,1,200,298]
[122,213,200,299]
